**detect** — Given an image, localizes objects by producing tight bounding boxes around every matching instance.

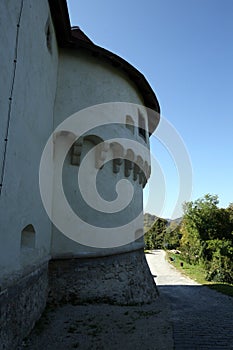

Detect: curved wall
[52,49,151,257]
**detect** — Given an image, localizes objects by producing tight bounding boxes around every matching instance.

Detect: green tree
[182,194,220,241]
[226,203,233,226]
[164,221,181,249]
[180,194,233,283]
[144,218,168,249]
[205,238,233,283]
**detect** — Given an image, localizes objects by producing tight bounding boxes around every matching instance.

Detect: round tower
[47,27,160,304]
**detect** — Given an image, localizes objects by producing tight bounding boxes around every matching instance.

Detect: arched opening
[21,224,35,249]
[138,111,146,141]
[126,115,134,134]
[45,18,52,54]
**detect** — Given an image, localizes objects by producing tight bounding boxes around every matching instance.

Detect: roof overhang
[48,0,160,134]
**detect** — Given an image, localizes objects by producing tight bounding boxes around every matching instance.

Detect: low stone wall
[48,248,158,305]
[0,261,48,350]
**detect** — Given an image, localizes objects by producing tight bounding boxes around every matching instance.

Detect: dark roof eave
[48,0,160,134]
[70,38,160,111]
[49,0,71,45]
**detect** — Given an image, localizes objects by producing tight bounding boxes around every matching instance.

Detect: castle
[0,1,160,348]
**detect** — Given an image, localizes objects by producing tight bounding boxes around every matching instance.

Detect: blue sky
[67,0,233,218]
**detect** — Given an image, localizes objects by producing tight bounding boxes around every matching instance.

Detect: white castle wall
[0,0,58,280]
[51,49,151,257]
[0,2,158,346]
[0,1,59,348]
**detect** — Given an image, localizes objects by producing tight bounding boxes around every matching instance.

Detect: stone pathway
[146,250,233,350]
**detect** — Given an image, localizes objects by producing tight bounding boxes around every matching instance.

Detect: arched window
[21,224,35,249]
[138,112,146,141]
[45,18,52,54]
[126,115,134,134]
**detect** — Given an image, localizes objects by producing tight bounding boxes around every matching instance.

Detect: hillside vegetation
[144,194,233,284]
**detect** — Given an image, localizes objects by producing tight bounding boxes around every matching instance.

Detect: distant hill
[166,217,183,226]
[144,213,157,230]
[144,213,182,230]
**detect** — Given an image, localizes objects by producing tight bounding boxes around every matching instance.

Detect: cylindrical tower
[48,27,160,304]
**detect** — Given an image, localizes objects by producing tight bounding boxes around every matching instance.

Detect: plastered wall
[0,0,58,281]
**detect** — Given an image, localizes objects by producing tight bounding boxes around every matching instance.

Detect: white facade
[0,1,157,281]
[0,0,58,281]
[0,3,160,347]
[51,49,151,257]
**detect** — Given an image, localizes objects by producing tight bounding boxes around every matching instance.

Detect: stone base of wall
[48,248,158,305]
[0,261,48,350]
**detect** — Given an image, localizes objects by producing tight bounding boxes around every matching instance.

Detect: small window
[21,224,35,249]
[45,18,52,53]
[138,112,146,141]
[126,115,134,134]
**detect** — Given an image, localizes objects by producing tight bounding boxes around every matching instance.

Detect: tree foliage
[144,194,233,283]
[144,218,168,249]
[180,194,233,283]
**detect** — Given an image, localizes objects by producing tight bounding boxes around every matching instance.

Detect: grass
[166,251,233,297]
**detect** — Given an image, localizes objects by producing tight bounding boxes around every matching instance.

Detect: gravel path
[146,250,233,350]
